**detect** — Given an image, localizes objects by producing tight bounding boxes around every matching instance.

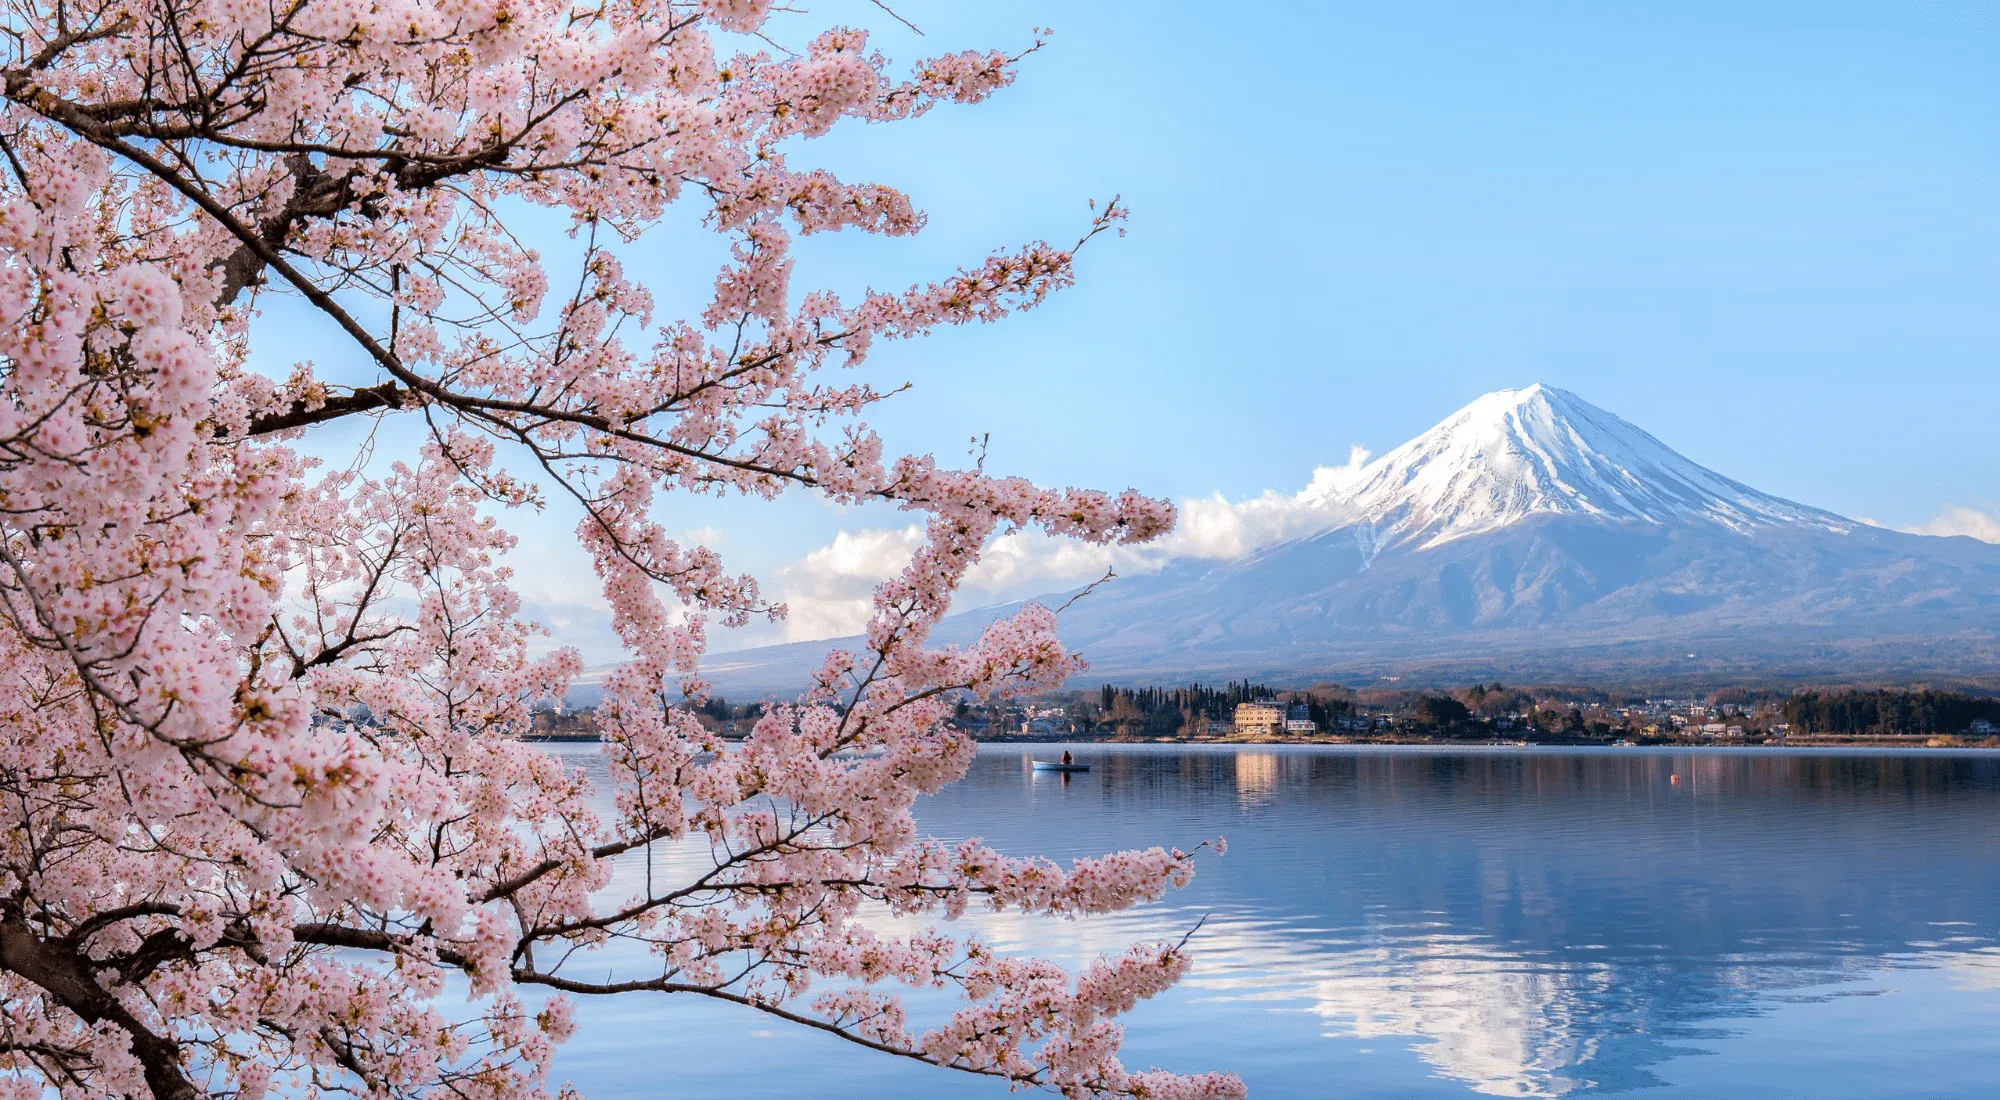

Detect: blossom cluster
[0,3,1238,1098]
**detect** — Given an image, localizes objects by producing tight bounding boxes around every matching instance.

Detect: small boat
[1031,761,1091,773]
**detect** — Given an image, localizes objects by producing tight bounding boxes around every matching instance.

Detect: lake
[540,744,2000,1099]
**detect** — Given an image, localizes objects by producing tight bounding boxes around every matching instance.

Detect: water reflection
[541,745,2000,1099]
[918,747,2000,1098]
[1235,752,1281,805]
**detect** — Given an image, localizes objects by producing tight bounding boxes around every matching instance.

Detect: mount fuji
[710,386,2000,692]
[1311,384,1849,550]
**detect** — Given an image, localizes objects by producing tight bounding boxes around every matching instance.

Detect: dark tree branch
[0,913,199,1100]
[244,381,411,436]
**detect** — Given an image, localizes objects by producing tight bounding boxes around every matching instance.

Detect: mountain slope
[707,386,2000,693]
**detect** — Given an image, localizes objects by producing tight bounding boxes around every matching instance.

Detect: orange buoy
[1670,774,1681,784]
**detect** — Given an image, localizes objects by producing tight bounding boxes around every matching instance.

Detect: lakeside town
[528,683,2000,748]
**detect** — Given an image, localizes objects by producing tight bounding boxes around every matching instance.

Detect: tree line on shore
[1093,682,1354,737]
[1781,690,2000,736]
[529,683,2000,742]
[1058,683,2000,740]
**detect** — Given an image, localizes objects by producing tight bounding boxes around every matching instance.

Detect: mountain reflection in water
[543,745,2000,1099]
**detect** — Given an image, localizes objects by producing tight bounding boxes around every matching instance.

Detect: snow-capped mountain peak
[1322,384,1848,548]
[707,383,2000,697]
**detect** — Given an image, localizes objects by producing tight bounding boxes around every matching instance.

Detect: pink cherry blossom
[0,4,1236,1099]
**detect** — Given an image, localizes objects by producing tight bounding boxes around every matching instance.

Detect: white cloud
[1910,506,2000,543]
[503,449,1378,655]
[961,529,1132,599]
[744,523,1114,645]
[770,525,928,642]
[744,446,1374,645]
[1169,444,1370,559]
[506,523,732,664]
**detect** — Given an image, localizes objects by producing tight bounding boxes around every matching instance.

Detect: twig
[1054,569,1117,615]
[1172,912,1211,952]
[870,1,923,35]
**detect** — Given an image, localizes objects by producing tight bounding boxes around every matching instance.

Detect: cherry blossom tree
[0,1,1242,1097]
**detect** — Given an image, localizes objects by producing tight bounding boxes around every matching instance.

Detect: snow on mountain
[1310,384,1849,549]
[705,385,2000,694]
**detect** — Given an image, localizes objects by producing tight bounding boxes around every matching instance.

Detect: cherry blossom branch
[0,6,1229,1098]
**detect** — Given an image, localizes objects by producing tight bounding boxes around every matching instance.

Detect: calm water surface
[543,745,2000,1098]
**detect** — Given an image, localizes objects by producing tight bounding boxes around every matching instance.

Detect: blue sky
[257,1,2000,657]
[812,0,1997,514]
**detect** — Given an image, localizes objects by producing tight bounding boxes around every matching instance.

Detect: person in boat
[1061,751,1073,766]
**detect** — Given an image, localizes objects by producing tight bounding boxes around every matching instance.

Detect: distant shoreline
[993,734,2000,749]
[520,733,2000,749]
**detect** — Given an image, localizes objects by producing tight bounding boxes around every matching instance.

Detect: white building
[1234,701,1287,737]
